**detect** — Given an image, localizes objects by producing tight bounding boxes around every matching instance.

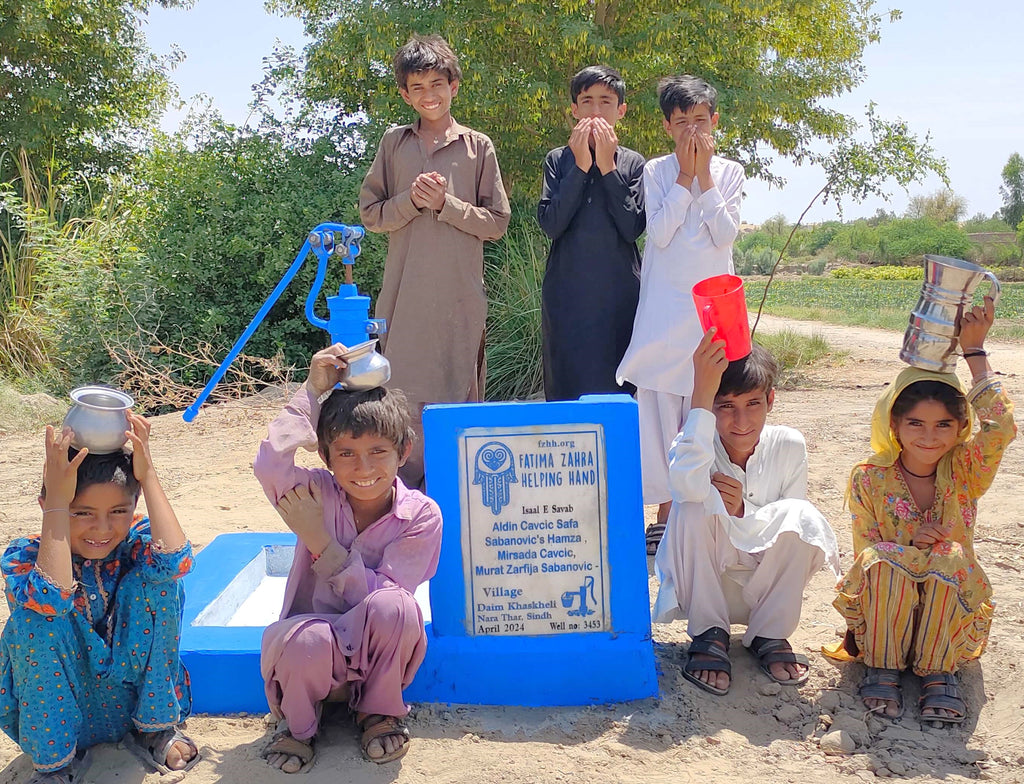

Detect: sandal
[126,724,201,774]
[919,671,966,726]
[860,667,905,718]
[27,748,92,784]
[747,636,810,686]
[681,626,732,696]
[358,713,410,764]
[261,718,316,774]
[645,521,667,556]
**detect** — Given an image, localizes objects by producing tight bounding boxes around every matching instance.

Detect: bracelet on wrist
[42,508,69,515]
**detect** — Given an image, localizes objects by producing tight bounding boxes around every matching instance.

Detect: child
[614,74,746,554]
[653,330,839,696]
[0,417,198,783]
[359,33,511,488]
[825,297,1015,725]
[254,343,442,770]
[537,64,646,401]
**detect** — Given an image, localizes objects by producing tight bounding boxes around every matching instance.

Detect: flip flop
[860,666,905,719]
[125,724,201,774]
[747,636,810,685]
[681,626,732,696]
[919,671,966,726]
[358,714,410,764]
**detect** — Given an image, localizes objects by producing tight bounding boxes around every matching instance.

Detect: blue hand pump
[182,222,386,422]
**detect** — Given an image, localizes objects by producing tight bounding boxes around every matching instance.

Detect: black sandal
[747,636,810,685]
[860,667,904,718]
[645,521,667,556]
[681,626,731,696]
[919,672,965,726]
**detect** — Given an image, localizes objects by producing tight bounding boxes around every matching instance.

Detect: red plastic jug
[691,274,752,361]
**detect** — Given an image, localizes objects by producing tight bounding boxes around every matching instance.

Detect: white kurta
[653,409,840,635]
[615,153,745,396]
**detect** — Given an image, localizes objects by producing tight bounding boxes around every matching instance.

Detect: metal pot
[899,255,1001,372]
[339,339,391,391]
[62,386,134,454]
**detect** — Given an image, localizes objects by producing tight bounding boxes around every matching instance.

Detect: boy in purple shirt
[254,344,442,771]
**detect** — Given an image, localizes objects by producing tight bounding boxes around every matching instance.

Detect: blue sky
[143,1,1024,224]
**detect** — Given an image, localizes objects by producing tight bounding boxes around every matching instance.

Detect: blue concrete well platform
[181,532,432,715]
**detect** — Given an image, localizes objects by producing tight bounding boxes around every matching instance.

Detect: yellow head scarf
[867,366,975,467]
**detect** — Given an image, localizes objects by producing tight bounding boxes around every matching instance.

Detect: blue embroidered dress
[0,518,193,771]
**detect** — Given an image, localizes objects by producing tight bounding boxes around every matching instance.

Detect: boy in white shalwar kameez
[653,330,840,696]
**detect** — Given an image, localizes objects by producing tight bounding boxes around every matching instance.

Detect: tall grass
[484,202,547,400]
[755,329,844,388]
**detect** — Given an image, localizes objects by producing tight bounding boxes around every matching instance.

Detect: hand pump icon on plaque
[562,576,597,617]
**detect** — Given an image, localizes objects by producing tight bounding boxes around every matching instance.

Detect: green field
[744,279,1024,341]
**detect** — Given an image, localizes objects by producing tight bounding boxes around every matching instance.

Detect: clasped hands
[411,171,447,211]
[568,116,618,174]
[675,124,714,184]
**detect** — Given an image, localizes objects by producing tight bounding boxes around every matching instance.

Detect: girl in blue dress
[0,416,199,782]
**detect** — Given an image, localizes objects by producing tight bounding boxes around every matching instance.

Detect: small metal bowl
[61,386,134,454]
[339,340,392,391]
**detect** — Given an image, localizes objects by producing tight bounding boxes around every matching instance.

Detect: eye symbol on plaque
[473,441,517,514]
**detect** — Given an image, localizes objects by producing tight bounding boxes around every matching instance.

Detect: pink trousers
[263,588,426,741]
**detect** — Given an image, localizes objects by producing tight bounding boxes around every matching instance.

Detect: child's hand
[690,328,728,411]
[308,344,350,397]
[711,472,744,516]
[569,118,593,172]
[958,295,995,352]
[411,172,446,211]
[275,483,332,558]
[695,132,715,179]
[125,412,155,484]
[675,126,697,180]
[42,425,88,508]
[912,519,953,549]
[591,118,618,175]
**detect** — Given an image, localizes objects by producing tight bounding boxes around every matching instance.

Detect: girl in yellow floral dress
[825,297,1016,726]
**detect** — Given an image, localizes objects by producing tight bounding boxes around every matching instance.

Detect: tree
[999,152,1024,231]
[904,188,967,224]
[269,0,899,191]
[0,0,190,180]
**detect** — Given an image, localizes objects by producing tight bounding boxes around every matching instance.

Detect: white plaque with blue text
[458,425,610,636]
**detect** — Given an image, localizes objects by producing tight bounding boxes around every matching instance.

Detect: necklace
[898,458,936,479]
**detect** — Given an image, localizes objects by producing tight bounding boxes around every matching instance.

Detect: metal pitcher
[899,255,1001,372]
[62,386,134,454]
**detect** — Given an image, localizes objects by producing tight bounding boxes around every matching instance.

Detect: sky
[143,0,1024,225]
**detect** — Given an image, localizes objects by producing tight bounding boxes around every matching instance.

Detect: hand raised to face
[569,117,594,172]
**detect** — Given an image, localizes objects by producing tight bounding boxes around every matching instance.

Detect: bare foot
[768,660,808,682]
[691,655,731,692]
[358,713,410,763]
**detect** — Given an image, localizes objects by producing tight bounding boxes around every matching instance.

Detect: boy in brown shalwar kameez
[359,34,511,488]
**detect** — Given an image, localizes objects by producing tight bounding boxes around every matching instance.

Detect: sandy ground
[0,315,1022,784]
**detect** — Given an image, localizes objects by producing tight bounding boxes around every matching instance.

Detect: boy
[537,65,646,401]
[359,34,511,489]
[652,331,839,696]
[1,419,198,782]
[254,343,442,770]
[614,75,746,554]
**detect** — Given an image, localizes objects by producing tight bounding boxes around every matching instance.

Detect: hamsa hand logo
[473,441,517,514]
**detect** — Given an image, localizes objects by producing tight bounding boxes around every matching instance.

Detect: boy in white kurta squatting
[614,75,746,554]
[652,329,840,695]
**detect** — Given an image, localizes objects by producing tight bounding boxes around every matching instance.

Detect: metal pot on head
[339,339,392,391]
[62,386,134,454]
[899,255,1001,373]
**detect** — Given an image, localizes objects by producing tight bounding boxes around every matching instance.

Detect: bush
[831,265,924,280]
[484,197,545,400]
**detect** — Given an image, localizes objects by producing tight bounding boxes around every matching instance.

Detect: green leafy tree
[270,0,898,190]
[905,188,967,224]
[0,0,189,180]
[999,152,1024,231]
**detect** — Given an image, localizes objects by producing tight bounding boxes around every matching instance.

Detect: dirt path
[0,317,1021,783]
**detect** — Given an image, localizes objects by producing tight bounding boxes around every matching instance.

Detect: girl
[826,297,1016,726]
[0,417,198,782]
